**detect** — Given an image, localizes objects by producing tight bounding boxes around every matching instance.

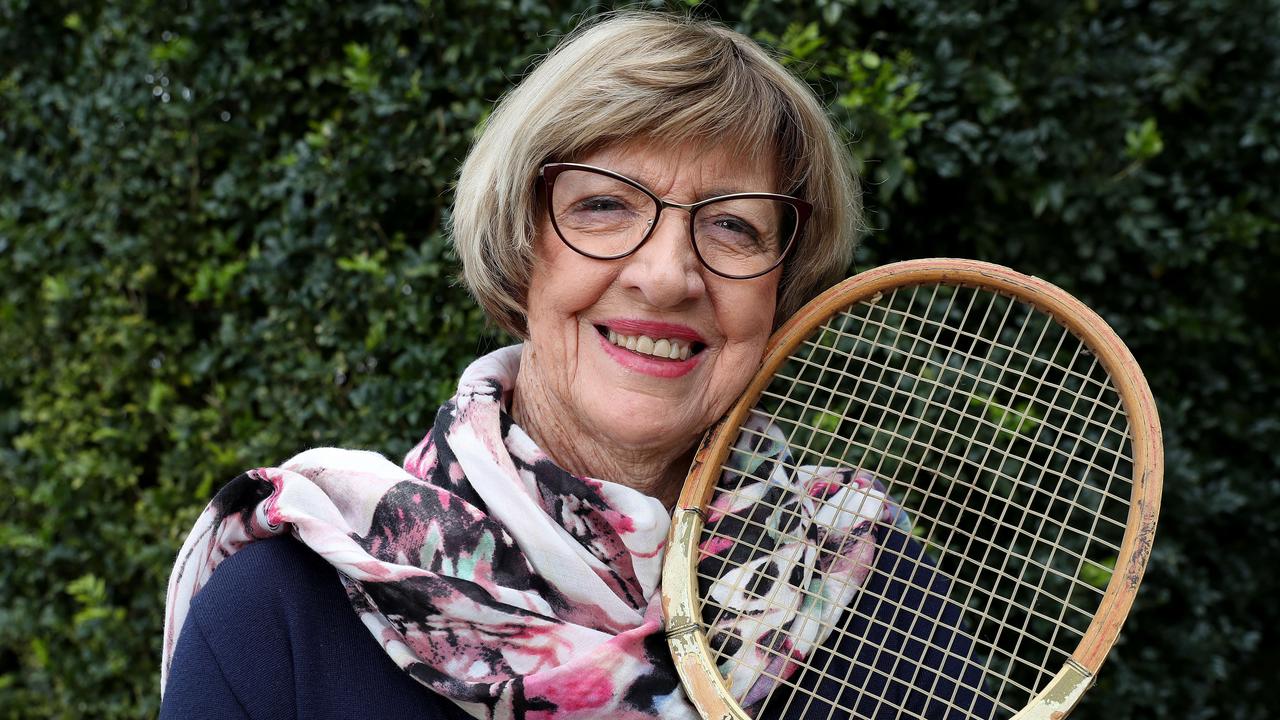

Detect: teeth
[605,330,694,360]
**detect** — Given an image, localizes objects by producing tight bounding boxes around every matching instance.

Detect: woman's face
[521,139,781,461]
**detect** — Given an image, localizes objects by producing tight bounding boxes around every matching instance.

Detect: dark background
[2,0,1277,717]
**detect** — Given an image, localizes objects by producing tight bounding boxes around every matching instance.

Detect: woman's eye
[714,217,757,237]
[573,196,628,213]
[709,216,764,248]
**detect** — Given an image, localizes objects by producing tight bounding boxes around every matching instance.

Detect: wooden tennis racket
[662,258,1161,720]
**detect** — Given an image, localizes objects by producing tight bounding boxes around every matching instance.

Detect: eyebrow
[703,186,756,198]
[621,170,770,201]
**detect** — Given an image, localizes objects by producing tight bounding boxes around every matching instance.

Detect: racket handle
[662,508,750,720]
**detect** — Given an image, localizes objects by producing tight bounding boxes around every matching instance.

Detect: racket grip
[662,508,751,720]
[662,508,703,638]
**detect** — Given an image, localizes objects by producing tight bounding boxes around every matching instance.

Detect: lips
[593,319,708,378]
[595,320,707,361]
[604,328,693,360]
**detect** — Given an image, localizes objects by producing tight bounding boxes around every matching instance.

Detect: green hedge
[2,1,1276,717]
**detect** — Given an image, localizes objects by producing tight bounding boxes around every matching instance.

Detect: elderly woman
[160,12,988,720]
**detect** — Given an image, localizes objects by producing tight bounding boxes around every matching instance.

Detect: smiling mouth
[595,325,705,361]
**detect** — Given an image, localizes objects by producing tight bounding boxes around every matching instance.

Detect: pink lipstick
[595,319,707,378]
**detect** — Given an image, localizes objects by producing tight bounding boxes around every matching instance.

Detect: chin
[586,394,705,454]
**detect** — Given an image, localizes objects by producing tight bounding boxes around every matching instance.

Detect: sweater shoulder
[165,537,309,720]
[200,534,335,603]
[184,535,344,656]
[183,535,469,720]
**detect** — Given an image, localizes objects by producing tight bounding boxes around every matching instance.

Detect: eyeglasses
[539,163,811,279]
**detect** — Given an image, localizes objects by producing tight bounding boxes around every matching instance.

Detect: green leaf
[337,250,388,277]
[150,36,196,64]
[342,42,380,93]
[1125,117,1165,162]
[812,410,842,434]
[1081,556,1116,590]
[968,394,1042,439]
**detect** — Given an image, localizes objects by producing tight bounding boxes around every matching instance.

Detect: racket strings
[849,286,1131,712]
[694,283,1134,719]
[711,280,1018,712]
[772,312,1133,483]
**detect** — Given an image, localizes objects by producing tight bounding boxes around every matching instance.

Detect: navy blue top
[161,532,991,719]
[160,536,471,720]
[761,529,994,719]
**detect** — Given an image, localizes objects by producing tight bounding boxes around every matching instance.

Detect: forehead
[572,139,779,198]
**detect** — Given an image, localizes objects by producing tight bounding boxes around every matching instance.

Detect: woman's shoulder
[165,536,470,720]
[190,534,339,617]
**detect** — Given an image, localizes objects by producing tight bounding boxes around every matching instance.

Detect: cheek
[525,230,613,328]
[702,279,779,409]
[718,277,779,348]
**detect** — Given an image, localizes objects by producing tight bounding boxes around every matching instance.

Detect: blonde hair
[452,11,861,336]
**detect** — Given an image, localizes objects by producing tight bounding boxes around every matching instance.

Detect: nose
[616,209,706,308]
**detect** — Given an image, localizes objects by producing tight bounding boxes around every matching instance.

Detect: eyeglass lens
[549,169,797,277]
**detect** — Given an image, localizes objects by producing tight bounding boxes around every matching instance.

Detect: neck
[510,359,689,509]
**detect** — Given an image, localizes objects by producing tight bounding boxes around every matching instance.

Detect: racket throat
[1015,659,1093,720]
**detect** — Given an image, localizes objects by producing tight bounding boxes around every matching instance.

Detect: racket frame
[662,258,1162,720]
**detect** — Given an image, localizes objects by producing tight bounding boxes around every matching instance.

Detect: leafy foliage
[2,0,1277,717]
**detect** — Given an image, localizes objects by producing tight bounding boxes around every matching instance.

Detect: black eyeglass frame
[539,162,813,280]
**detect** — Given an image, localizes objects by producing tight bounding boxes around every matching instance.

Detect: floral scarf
[162,345,902,719]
